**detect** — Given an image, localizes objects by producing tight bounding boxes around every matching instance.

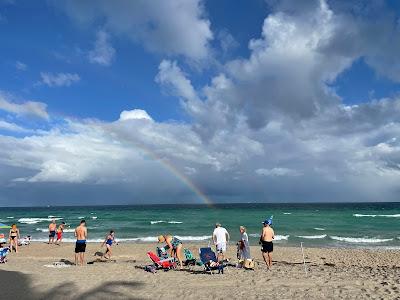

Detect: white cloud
[88,29,115,66]
[0,92,49,119]
[40,72,80,87]
[15,61,27,71]
[256,168,302,177]
[0,120,31,133]
[119,109,153,121]
[53,0,213,60]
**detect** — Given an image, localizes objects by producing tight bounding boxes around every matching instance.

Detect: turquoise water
[0,203,399,248]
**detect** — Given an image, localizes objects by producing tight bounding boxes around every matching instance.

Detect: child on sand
[101,230,117,259]
[55,222,65,245]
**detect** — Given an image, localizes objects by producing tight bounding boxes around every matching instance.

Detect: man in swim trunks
[213,223,230,262]
[74,220,87,266]
[55,222,65,245]
[260,218,275,269]
[48,219,57,244]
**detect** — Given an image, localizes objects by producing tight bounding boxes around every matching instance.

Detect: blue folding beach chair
[199,247,224,274]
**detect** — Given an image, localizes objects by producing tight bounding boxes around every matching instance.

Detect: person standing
[212,223,230,262]
[260,218,274,269]
[74,220,87,266]
[238,226,251,260]
[48,219,57,244]
[55,222,65,245]
[9,224,20,253]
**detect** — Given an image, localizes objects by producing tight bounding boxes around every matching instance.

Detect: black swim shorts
[49,231,56,238]
[75,242,86,253]
[261,241,273,253]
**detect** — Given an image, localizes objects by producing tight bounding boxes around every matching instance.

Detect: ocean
[0,203,399,249]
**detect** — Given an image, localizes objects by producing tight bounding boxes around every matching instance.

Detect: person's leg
[48,235,51,244]
[262,251,269,266]
[268,252,272,268]
[105,245,111,258]
[14,240,18,253]
[81,252,85,266]
[74,253,78,265]
[176,245,184,268]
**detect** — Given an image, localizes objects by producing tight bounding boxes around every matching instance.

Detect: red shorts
[57,232,62,240]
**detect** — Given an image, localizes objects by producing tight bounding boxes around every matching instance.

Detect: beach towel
[183,248,196,266]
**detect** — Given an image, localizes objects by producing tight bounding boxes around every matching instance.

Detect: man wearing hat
[260,217,274,268]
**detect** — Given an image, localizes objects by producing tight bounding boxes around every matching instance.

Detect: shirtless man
[74,220,87,266]
[260,218,275,268]
[48,219,57,244]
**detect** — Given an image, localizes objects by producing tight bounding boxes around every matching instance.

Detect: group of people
[157,219,275,269]
[47,219,66,245]
[5,217,275,269]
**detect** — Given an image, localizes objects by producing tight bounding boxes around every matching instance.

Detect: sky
[1,0,400,206]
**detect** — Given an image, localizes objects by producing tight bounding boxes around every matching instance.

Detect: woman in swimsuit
[8,224,20,253]
[101,230,117,259]
[158,235,184,269]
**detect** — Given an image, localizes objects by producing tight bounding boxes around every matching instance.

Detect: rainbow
[132,142,214,207]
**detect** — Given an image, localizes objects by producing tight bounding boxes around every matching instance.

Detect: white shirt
[213,227,228,244]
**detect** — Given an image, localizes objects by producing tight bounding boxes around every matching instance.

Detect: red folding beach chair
[147,251,176,270]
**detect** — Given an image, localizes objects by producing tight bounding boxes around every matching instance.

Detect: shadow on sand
[0,270,144,300]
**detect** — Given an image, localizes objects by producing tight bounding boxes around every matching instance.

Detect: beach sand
[0,242,399,299]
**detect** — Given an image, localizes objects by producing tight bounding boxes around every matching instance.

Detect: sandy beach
[0,242,399,299]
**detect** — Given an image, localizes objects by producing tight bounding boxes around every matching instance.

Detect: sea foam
[314,227,326,231]
[18,217,63,224]
[330,236,393,243]
[353,213,400,218]
[297,234,327,239]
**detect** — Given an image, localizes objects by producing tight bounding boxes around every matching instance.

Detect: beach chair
[199,247,224,274]
[147,251,176,270]
[0,247,9,264]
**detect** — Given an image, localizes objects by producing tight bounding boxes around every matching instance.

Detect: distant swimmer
[260,217,274,269]
[55,222,65,245]
[48,219,57,244]
[102,230,117,260]
[74,220,87,266]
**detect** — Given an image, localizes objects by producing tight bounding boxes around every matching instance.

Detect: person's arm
[17,229,20,239]
[84,228,88,240]
[212,231,216,244]
[272,228,275,240]
[260,229,264,243]
[225,230,230,243]
[74,228,77,238]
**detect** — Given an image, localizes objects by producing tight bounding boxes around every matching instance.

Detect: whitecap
[168,221,183,224]
[150,220,165,225]
[330,236,393,243]
[6,217,14,219]
[91,216,97,220]
[314,227,325,231]
[283,212,292,215]
[297,234,327,239]
[274,235,289,241]
[174,235,210,241]
[353,213,400,218]
[18,217,62,224]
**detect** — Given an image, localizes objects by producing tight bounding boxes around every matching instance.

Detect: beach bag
[183,248,194,260]
[183,248,196,266]
[243,259,254,270]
